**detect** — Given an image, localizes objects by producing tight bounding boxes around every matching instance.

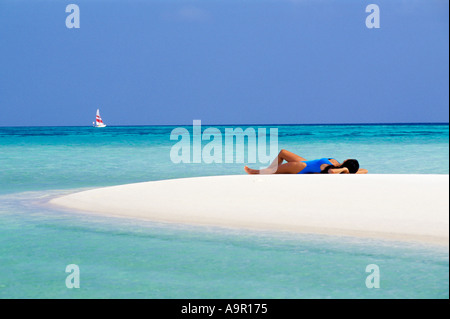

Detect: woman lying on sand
[244,149,368,175]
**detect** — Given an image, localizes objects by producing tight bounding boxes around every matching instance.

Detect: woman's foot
[244,166,259,174]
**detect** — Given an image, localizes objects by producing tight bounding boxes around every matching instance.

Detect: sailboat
[93,109,106,127]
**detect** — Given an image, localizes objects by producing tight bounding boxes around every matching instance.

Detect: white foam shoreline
[49,174,449,245]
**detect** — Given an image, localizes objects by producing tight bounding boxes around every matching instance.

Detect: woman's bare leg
[267,149,306,167]
[244,166,260,174]
[274,162,306,174]
[244,161,306,174]
[279,149,307,163]
[245,149,306,174]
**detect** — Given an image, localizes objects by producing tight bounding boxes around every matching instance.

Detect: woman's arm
[328,167,350,174]
[329,168,368,174]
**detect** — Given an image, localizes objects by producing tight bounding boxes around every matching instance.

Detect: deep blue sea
[0,124,448,298]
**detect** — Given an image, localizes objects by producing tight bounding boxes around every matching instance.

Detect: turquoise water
[1,124,448,194]
[0,124,448,298]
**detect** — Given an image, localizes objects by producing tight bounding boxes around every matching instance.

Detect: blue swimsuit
[297,158,334,174]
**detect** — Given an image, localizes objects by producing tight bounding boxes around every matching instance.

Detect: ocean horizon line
[0,122,449,128]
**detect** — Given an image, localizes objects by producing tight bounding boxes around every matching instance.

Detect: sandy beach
[49,174,449,245]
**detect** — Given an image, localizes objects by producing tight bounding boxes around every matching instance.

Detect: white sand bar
[49,174,449,245]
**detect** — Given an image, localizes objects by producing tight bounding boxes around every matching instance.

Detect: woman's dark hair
[321,159,360,174]
[341,159,360,174]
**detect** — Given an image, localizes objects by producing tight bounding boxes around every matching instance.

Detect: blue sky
[0,0,448,126]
